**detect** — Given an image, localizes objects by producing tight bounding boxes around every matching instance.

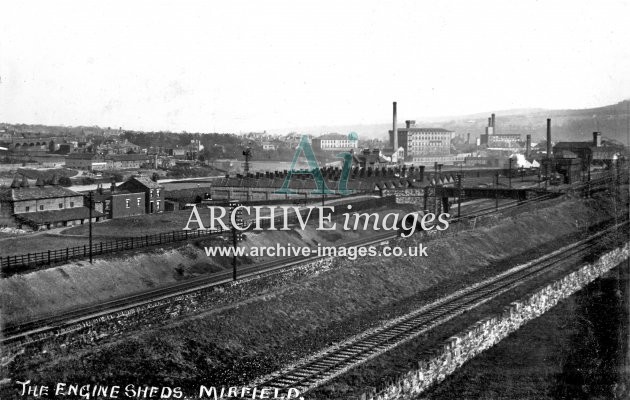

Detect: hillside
[3,100,630,145]
[272,100,630,145]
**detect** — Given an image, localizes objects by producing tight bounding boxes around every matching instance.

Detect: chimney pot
[592,131,601,147]
[526,134,531,158]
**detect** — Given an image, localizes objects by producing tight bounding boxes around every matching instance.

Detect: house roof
[554,141,594,149]
[106,154,150,161]
[66,153,100,160]
[15,207,104,225]
[397,128,453,133]
[6,186,82,201]
[316,133,349,140]
[126,176,162,189]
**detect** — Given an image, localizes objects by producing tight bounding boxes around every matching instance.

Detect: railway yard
[0,168,628,399]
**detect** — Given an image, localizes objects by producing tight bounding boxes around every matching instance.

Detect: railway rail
[0,231,395,342]
[0,176,618,343]
[251,222,629,394]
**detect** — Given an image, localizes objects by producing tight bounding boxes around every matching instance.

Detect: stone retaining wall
[358,242,630,400]
[0,256,336,363]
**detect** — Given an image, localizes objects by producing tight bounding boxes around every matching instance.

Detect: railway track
[0,188,571,343]
[0,231,396,342]
[251,222,628,394]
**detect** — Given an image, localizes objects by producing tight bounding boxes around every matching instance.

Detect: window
[25,206,30,212]
[125,199,130,208]
[70,201,74,207]
[59,203,63,209]
[156,189,160,197]
[137,197,141,207]
[39,205,44,211]
[156,200,160,211]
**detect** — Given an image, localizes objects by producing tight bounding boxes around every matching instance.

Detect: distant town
[0,100,627,234]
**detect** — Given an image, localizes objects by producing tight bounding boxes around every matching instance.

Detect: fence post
[27,253,30,265]
[83,245,86,257]
[100,242,103,254]
[131,237,134,249]
[48,250,51,265]
[146,235,149,246]
[6,256,10,270]
[172,231,176,241]
[66,247,69,260]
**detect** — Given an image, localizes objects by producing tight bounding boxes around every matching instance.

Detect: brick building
[0,181,104,230]
[312,133,359,152]
[94,188,146,219]
[389,121,453,160]
[117,176,164,214]
[65,153,105,170]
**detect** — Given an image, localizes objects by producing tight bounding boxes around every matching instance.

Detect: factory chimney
[546,118,552,158]
[393,102,398,153]
[592,131,601,147]
[491,113,496,129]
[526,134,531,158]
[467,132,470,145]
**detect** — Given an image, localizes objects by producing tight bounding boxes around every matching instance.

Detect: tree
[58,176,72,187]
[151,172,160,182]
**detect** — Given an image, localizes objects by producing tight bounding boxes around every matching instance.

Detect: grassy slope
[422,265,629,400]
[6,197,621,391]
[1,208,398,323]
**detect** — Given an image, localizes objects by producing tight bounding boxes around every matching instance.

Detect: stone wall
[357,242,630,400]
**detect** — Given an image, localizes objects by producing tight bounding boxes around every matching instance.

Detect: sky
[1,0,629,134]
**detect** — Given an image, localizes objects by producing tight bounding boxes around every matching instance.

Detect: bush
[58,176,72,187]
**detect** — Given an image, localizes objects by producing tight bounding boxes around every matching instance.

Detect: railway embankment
[1,196,626,395]
[354,243,629,400]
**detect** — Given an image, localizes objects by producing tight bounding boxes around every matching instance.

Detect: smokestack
[467,132,471,145]
[491,114,496,129]
[393,102,398,152]
[592,131,601,147]
[526,134,531,158]
[488,117,492,127]
[546,118,552,158]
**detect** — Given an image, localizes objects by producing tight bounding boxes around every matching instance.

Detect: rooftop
[393,128,453,133]
[316,133,352,140]
[128,176,162,189]
[15,207,104,225]
[2,186,82,202]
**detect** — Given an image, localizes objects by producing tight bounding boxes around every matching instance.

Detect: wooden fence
[1,228,223,273]
[1,195,397,273]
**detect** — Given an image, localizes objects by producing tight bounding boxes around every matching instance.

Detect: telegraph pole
[242,146,252,175]
[495,171,499,210]
[457,174,462,218]
[229,201,243,281]
[508,158,512,188]
[88,191,93,264]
